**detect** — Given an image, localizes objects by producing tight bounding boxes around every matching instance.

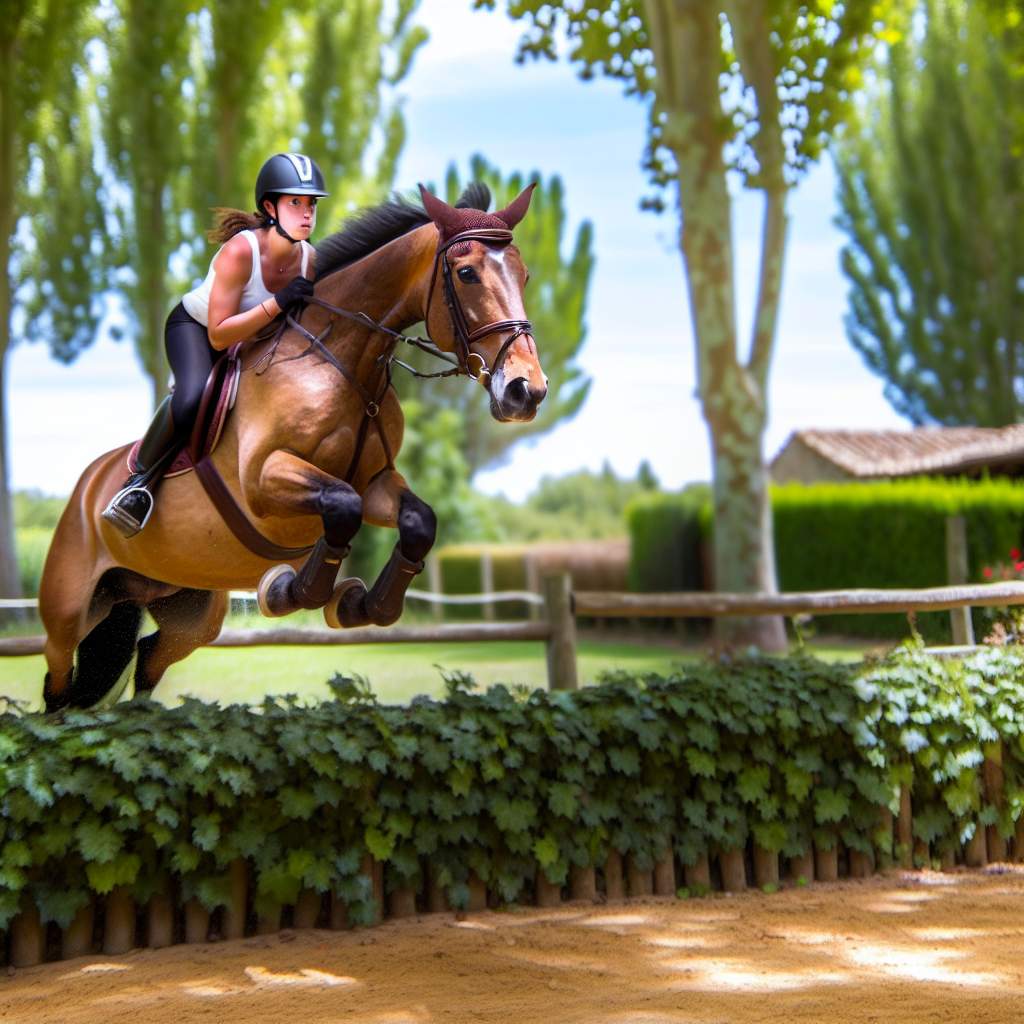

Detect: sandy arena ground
[4,869,1024,1024]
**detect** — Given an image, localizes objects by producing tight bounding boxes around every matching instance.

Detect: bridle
[425,226,534,388]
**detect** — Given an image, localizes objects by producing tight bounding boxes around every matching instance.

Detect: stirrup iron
[102,484,155,539]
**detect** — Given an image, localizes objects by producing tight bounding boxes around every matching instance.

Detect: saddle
[126,344,242,479]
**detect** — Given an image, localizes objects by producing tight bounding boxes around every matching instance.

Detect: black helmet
[255,153,328,211]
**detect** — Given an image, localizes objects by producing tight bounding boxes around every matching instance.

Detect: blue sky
[9,1,907,500]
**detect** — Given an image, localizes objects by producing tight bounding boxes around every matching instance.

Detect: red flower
[1015,562,1024,573]
[1011,548,1021,561]
[984,566,994,579]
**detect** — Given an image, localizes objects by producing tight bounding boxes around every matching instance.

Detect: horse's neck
[315,225,436,371]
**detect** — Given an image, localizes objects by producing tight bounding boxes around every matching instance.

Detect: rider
[102,153,327,537]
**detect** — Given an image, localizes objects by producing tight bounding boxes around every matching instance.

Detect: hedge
[628,479,1024,640]
[2,644,1023,936]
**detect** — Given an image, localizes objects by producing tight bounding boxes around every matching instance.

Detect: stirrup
[101,484,155,539]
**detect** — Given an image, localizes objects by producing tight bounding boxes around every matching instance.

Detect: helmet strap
[265,199,300,245]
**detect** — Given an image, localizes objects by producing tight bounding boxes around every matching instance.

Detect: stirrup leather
[102,484,155,538]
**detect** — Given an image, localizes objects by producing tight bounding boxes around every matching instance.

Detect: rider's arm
[207,235,280,351]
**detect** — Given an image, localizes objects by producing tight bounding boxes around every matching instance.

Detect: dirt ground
[4,869,1024,1024]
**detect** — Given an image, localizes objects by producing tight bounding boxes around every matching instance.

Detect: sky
[9,1,908,501]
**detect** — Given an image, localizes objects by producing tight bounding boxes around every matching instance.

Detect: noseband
[425,227,534,387]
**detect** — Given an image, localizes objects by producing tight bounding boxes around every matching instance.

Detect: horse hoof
[257,564,296,618]
[324,577,368,629]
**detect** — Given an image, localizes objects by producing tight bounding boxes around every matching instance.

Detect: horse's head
[419,184,548,423]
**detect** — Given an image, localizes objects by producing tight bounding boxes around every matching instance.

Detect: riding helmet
[255,153,329,210]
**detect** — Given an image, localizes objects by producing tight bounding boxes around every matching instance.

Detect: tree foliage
[835,0,1024,426]
[476,0,906,649]
[1,0,104,594]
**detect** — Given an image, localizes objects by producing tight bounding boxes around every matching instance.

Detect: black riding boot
[101,396,178,538]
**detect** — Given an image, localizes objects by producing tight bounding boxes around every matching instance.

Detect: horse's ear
[494,183,537,230]
[418,184,460,237]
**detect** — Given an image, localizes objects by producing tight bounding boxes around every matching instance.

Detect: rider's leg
[102,304,214,537]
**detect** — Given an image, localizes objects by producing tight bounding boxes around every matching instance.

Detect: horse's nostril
[509,378,530,405]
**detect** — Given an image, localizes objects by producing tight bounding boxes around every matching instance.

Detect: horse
[38,183,547,712]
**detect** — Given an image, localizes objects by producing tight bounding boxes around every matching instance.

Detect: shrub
[626,484,710,592]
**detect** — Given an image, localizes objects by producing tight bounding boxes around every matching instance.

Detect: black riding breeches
[165,302,220,435]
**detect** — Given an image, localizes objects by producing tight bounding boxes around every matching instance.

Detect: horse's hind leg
[134,589,228,698]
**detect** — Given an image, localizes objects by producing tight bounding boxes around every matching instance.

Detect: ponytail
[207,207,268,244]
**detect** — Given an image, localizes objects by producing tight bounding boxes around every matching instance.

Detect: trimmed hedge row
[2,645,1023,938]
[628,478,1024,639]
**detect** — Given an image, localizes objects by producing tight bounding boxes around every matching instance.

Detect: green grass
[0,638,695,711]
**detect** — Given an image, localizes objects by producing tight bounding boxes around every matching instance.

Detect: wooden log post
[147,892,174,949]
[788,850,815,883]
[683,854,711,892]
[480,549,495,622]
[62,901,95,960]
[103,887,135,955]
[718,849,747,892]
[848,849,874,879]
[329,892,349,930]
[876,807,895,869]
[945,516,975,645]
[570,865,597,902]
[222,858,248,940]
[10,895,44,968]
[535,871,562,908]
[653,850,677,896]
[815,844,839,882]
[388,886,418,919]
[427,865,450,913]
[626,858,653,898]
[965,824,988,868]
[1015,818,1024,863]
[753,845,779,888]
[467,873,488,912]
[184,900,210,943]
[293,888,322,929]
[543,573,578,691]
[525,555,541,621]
[603,851,625,901]
[983,741,1008,863]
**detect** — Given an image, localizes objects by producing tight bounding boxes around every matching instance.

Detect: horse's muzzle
[492,376,547,422]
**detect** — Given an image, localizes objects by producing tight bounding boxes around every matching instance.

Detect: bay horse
[39,183,547,712]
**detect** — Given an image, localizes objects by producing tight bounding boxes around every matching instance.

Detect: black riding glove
[274,275,314,310]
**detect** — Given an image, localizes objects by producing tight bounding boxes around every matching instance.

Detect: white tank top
[181,229,312,326]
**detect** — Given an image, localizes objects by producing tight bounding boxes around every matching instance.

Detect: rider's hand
[274,275,315,310]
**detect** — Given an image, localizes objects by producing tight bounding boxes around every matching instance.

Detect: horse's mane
[314,182,492,280]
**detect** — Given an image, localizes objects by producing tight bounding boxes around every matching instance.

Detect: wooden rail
[573,581,1024,618]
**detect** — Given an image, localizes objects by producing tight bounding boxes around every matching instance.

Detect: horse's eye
[457,267,480,284]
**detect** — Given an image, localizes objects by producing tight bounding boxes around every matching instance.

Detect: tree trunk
[644,0,787,652]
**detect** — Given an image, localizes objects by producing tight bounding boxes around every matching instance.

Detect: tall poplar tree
[477,0,905,649]
[835,0,1024,426]
[102,0,196,409]
[2,0,104,596]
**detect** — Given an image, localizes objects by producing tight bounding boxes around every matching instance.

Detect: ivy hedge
[2,646,1023,933]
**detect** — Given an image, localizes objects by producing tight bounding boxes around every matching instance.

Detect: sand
[4,869,1024,1024]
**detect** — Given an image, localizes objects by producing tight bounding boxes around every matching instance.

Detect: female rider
[103,152,327,537]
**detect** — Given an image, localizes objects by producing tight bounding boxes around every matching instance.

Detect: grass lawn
[0,624,892,713]
[0,637,698,711]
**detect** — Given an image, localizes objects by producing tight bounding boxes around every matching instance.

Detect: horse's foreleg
[252,450,363,617]
[325,470,435,629]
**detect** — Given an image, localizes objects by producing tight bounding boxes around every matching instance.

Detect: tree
[476,0,905,649]
[1,0,104,595]
[102,0,197,408]
[397,154,594,478]
[835,1,1024,426]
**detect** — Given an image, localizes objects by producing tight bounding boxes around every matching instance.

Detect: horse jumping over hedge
[39,183,547,712]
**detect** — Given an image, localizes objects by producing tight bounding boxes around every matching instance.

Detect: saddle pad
[128,351,241,479]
